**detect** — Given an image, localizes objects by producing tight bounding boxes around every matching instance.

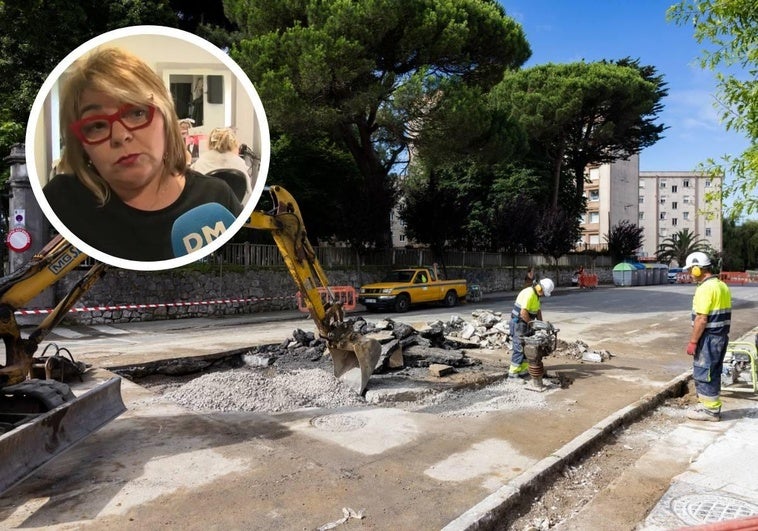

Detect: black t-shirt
[44,170,243,262]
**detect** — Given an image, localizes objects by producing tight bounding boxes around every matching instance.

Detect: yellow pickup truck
[358,267,468,312]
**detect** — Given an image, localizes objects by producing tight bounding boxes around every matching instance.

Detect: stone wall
[52,264,614,325]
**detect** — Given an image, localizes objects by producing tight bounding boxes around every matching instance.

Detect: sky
[498,0,750,175]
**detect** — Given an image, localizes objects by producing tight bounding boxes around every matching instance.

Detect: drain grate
[672,494,758,526]
[310,413,367,432]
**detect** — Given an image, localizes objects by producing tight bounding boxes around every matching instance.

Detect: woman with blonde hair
[191,127,253,203]
[44,47,243,262]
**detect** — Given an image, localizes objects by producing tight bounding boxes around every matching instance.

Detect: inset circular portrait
[26,25,270,271]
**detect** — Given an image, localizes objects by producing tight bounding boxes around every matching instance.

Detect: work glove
[686,341,697,356]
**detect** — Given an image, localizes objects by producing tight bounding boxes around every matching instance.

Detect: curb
[442,371,693,531]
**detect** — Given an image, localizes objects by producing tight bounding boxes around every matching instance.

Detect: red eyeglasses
[69,104,156,145]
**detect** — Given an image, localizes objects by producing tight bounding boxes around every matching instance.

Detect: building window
[639,195,644,204]
[683,196,691,204]
[639,212,644,220]
[705,179,711,187]
[589,234,600,244]
[399,234,405,242]
[672,218,678,226]
[589,168,600,181]
[589,190,600,201]
[705,228,712,236]
[639,181,645,188]
[589,212,600,223]
[672,185,678,193]
[672,201,678,210]
[660,197,666,204]
[660,181,667,189]
[683,179,690,187]
[683,211,690,220]
[660,212,667,220]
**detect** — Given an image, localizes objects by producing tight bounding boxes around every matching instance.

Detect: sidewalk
[444,329,758,531]
[640,365,758,530]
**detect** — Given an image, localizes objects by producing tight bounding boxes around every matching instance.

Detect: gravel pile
[164,367,364,413]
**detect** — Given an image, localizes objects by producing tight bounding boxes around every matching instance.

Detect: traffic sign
[6,227,32,252]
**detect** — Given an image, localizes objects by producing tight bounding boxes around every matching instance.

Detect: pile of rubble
[248,316,481,374]
[247,310,612,373]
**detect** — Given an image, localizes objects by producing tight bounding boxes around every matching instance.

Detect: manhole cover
[672,494,758,525]
[310,414,367,432]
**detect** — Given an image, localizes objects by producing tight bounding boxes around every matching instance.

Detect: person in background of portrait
[178,118,194,165]
[191,127,253,203]
[523,266,535,288]
[44,46,243,262]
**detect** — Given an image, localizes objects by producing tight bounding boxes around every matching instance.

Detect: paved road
[1,284,757,530]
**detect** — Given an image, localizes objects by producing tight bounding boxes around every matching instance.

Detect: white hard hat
[683,251,711,271]
[538,278,554,297]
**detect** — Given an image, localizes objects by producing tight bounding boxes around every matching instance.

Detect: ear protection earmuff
[691,265,702,277]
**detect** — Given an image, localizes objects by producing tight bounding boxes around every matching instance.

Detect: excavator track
[0,377,125,495]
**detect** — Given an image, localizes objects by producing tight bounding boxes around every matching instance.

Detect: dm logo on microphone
[171,203,237,257]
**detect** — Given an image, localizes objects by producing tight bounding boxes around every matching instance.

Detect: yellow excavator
[0,185,380,494]
[245,185,380,394]
[0,235,124,494]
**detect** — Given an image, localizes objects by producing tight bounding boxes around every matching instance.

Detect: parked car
[668,267,683,283]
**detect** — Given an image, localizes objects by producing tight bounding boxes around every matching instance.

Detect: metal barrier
[676,271,693,283]
[578,273,598,289]
[720,271,752,284]
[296,286,358,313]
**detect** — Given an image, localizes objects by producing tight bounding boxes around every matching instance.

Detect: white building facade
[637,171,723,261]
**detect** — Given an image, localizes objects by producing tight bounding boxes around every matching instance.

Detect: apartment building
[637,171,722,261]
[579,155,640,250]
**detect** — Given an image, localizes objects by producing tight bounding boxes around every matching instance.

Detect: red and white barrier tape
[14,295,296,315]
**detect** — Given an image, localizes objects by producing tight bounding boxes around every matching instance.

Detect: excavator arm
[245,185,381,394]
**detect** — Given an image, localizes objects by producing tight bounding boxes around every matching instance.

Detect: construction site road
[2,283,757,530]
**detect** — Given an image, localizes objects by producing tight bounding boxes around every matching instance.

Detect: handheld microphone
[170,202,237,257]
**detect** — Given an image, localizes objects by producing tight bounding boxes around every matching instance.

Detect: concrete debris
[563,340,613,362]
[316,507,365,531]
[429,364,455,377]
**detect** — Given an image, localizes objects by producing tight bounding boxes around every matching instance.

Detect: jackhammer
[522,320,559,391]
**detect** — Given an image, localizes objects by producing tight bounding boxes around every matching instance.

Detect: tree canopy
[668,0,758,219]
[226,0,531,248]
[605,219,644,262]
[491,60,667,210]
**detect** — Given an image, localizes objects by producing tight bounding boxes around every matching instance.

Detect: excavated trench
[109,312,621,417]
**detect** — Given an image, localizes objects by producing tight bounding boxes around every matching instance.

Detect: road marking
[91,325,130,335]
[49,327,87,339]
[625,329,639,335]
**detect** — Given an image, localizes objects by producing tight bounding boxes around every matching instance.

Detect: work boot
[686,405,721,422]
[508,362,529,379]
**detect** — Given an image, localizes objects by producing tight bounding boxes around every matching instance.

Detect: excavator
[0,185,381,495]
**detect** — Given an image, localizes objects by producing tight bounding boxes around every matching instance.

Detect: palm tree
[656,228,710,266]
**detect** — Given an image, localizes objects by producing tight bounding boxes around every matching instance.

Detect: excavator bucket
[0,377,126,495]
[329,336,382,395]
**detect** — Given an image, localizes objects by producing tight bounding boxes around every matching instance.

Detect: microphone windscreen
[170,202,237,257]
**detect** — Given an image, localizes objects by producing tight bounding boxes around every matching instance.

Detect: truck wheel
[444,290,458,307]
[394,294,410,313]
